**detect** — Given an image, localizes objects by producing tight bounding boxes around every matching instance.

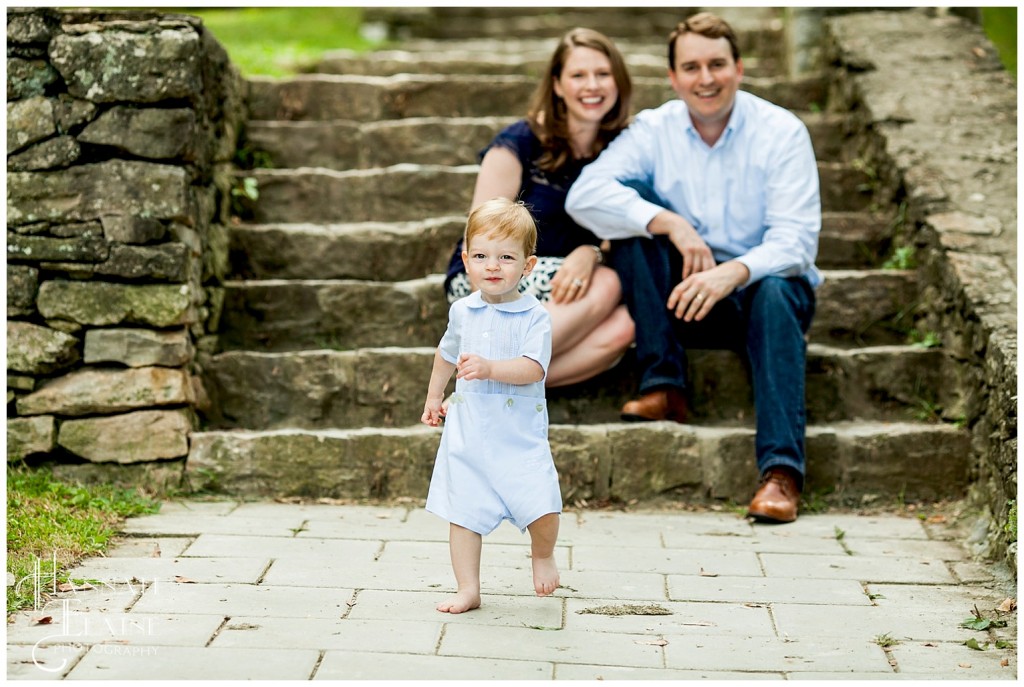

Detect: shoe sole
[620,414,687,423]
[746,511,797,524]
[620,413,657,422]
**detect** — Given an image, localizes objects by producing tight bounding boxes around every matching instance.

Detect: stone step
[229,217,465,281]
[235,161,873,224]
[227,210,892,282]
[245,73,827,123]
[215,269,919,352]
[201,343,959,432]
[185,420,970,504]
[241,111,850,170]
[362,7,786,57]
[314,47,778,79]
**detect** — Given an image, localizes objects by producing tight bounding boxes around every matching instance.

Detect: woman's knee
[587,265,623,301]
[604,304,635,351]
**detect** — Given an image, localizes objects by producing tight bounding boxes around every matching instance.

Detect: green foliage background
[981,7,1016,77]
[184,7,379,76]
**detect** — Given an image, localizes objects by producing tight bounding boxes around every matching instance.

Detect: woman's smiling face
[553,46,619,128]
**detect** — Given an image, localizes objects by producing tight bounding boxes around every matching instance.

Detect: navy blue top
[444,119,603,292]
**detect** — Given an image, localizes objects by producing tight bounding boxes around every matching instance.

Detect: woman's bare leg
[545,266,622,355]
[547,304,634,387]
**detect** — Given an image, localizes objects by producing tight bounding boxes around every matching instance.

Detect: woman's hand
[549,245,601,304]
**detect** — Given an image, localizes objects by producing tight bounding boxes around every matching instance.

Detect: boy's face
[462,232,536,304]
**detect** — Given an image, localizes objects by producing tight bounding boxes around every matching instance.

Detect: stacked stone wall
[6,7,244,489]
[824,9,1017,569]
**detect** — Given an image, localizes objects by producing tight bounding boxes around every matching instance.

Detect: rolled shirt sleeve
[565,114,666,240]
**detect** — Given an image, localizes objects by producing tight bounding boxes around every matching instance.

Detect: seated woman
[443,27,636,387]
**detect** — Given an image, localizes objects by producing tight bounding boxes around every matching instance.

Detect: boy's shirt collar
[464,291,539,312]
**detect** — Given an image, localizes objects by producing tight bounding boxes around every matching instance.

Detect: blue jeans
[611,235,816,488]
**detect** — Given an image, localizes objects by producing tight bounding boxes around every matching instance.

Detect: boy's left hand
[455,353,490,381]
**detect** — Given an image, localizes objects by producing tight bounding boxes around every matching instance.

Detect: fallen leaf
[57,582,94,592]
[151,544,161,558]
[964,638,985,651]
[173,575,197,584]
[922,642,937,647]
[959,663,972,668]
[1001,659,1010,667]
[972,46,986,57]
[743,603,764,608]
[699,568,718,577]
[634,638,668,647]
[33,616,53,625]
[926,514,947,524]
[997,597,1016,613]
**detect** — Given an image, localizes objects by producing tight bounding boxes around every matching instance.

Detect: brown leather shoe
[620,388,688,423]
[747,468,801,523]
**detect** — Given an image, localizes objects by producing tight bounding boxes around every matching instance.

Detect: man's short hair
[668,12,741,68]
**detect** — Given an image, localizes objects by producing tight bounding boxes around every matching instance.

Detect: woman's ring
[696,293,705,301]
[572,279,584,287]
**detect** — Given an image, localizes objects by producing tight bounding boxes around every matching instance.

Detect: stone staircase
[187,7,971,507]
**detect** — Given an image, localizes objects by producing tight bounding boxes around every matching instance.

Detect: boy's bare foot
[532,554,560,596]
[436,589,481,614]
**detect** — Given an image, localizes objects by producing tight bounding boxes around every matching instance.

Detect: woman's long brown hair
[526,28,632,173]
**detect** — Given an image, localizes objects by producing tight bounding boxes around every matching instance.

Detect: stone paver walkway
[6,501,1016,680]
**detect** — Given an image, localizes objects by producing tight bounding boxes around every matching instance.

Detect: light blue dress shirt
[565,90,822,288]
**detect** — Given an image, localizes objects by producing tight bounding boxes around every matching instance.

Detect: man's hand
[648,211,715,279]
[667,261,750,322]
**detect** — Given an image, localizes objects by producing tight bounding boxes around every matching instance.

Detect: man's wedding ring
[572,279,584,287]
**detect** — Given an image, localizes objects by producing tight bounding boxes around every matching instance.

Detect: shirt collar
[464,290,539,313]
[683,91,746,147]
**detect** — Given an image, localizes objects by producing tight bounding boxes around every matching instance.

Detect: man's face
[668,32,743,130]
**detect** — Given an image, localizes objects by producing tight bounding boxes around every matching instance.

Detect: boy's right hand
[421,398,447,427]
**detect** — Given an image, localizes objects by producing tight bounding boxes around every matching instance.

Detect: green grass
[6,466,159,614]
[177,7,381,77]
[981,7,1016,77]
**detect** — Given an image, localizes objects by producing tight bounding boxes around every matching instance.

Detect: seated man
[565,11,821,523]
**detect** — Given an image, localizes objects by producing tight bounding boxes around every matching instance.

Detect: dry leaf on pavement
[57,582,94,592]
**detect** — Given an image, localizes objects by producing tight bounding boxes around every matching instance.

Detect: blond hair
[465,198,538,257]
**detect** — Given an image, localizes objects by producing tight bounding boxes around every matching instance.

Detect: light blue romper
[426,291,563,536]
